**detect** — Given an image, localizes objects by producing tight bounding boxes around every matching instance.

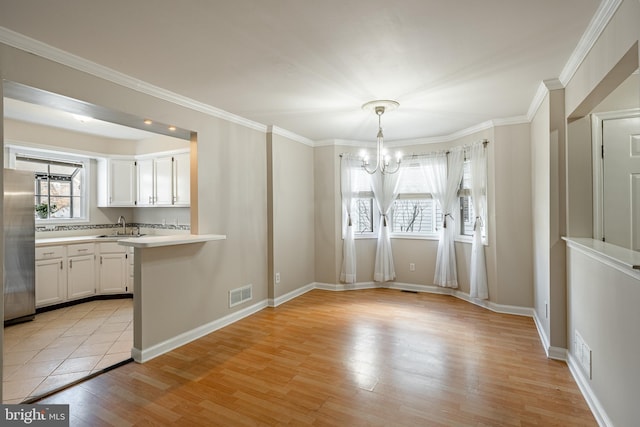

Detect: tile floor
[3,298,133,403]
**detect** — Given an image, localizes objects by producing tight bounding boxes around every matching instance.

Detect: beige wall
[531,96,551,342]
[269,133,315,300]
[567,246,640,426]
[563,0,640,423]
[313,145,340,284]
[492,124,533,307]
[313,126,534,310]
[0,43,269,359]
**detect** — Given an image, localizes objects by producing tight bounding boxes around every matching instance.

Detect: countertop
[36,234,227,248]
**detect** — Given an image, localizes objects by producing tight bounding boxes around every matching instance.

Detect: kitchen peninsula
[117,233,227,363]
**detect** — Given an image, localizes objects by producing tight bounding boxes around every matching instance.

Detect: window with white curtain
[343,151,487,240]
[458,159,486,239]
[391,162,441,236]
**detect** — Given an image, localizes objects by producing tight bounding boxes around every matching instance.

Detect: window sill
[36,218,90,227]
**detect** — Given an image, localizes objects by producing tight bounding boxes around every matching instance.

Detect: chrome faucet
[117,215,126,235]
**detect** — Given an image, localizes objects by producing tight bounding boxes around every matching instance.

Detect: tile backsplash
[35,223,190,234]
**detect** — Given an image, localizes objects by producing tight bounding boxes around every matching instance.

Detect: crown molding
[0,26,268,134]
[558,0,623,86]
[268,125,314,147]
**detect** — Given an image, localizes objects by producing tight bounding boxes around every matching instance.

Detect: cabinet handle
[60,260,63,270]
[43,251,54,256]
[100,256,103,265]
[77,248,88,252]
[69,259,73,268]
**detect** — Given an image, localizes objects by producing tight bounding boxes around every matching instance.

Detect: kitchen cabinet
[173,152,190,206]
[136,151,189,206]
[35,246,66,307]
[97,158,137,207]
[66,243,96,300]
[98,242,129,294]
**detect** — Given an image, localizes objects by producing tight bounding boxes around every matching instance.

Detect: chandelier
[361,100,401,175]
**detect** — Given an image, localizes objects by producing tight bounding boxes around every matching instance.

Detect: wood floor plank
[36,289,596,426]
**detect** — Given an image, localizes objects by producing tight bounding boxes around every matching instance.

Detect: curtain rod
[339,139,489,158]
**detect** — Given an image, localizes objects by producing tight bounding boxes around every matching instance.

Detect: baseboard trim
[133,299,268,363]
[533,310,552,358]
[567,352,613,427]
[269,283,315,307]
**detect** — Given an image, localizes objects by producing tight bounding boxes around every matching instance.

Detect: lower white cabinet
[66,243,96,300]
[35,247,67,307]
[98,242,129,294]
[35,241,132,308]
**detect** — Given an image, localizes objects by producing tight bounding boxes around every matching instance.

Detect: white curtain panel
[339,155,358,283]
[469,143,489,299]
[369,168,403,282]
[423,149,464,287]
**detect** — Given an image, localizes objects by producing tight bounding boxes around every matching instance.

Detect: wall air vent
[229,284,252,308]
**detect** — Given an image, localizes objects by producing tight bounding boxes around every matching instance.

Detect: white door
[602,115,640,250]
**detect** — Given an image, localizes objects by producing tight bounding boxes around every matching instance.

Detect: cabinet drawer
[35,246,65,260]
[67,243,95,257]
[99,242,127,253]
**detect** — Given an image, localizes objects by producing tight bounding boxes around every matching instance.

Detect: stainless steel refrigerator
[4,168,36,324]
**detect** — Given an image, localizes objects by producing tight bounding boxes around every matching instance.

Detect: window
[12,150,88,222]
[391,163,441,237]
[459,160,474,236]
[342,150,487,240]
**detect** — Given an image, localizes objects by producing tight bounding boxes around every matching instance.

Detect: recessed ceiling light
[143,119,153,125]
[168,126,176,131]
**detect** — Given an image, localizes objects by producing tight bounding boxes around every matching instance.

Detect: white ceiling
[0,0,602,143]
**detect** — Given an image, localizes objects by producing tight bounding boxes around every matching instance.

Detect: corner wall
[268,132,315,303]
[563,0,640,424]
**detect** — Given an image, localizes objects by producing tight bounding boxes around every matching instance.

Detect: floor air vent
[229,284,252,308]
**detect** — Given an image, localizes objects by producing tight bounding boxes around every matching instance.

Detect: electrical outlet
[275,272,280,284]
[409,263,416,272]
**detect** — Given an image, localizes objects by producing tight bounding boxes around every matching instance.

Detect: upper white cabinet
[97,158,137,207]
[173,152,190,206]
[98,151,189,207]
[135,151,189,207]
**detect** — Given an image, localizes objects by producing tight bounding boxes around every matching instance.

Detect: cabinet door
[173,152,190,206]
[155,156,173,205]
[99,253,127,293]
[109,159,137,206]
[67,255,96,299]
[35,258,66,307]
[137,158,155,206]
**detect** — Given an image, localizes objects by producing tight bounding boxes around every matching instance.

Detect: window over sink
[9,147,89,223]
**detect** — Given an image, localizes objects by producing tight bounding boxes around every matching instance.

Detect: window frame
[341,150,488,244]
[8,146,91,225]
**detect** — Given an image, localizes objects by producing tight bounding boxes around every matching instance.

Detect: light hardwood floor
[37,289,596,426]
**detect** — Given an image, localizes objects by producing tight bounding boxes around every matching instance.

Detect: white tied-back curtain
[469,143,488,299]
[422,149,465,287]
[369,168,403,282]
[340,154,359,284]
